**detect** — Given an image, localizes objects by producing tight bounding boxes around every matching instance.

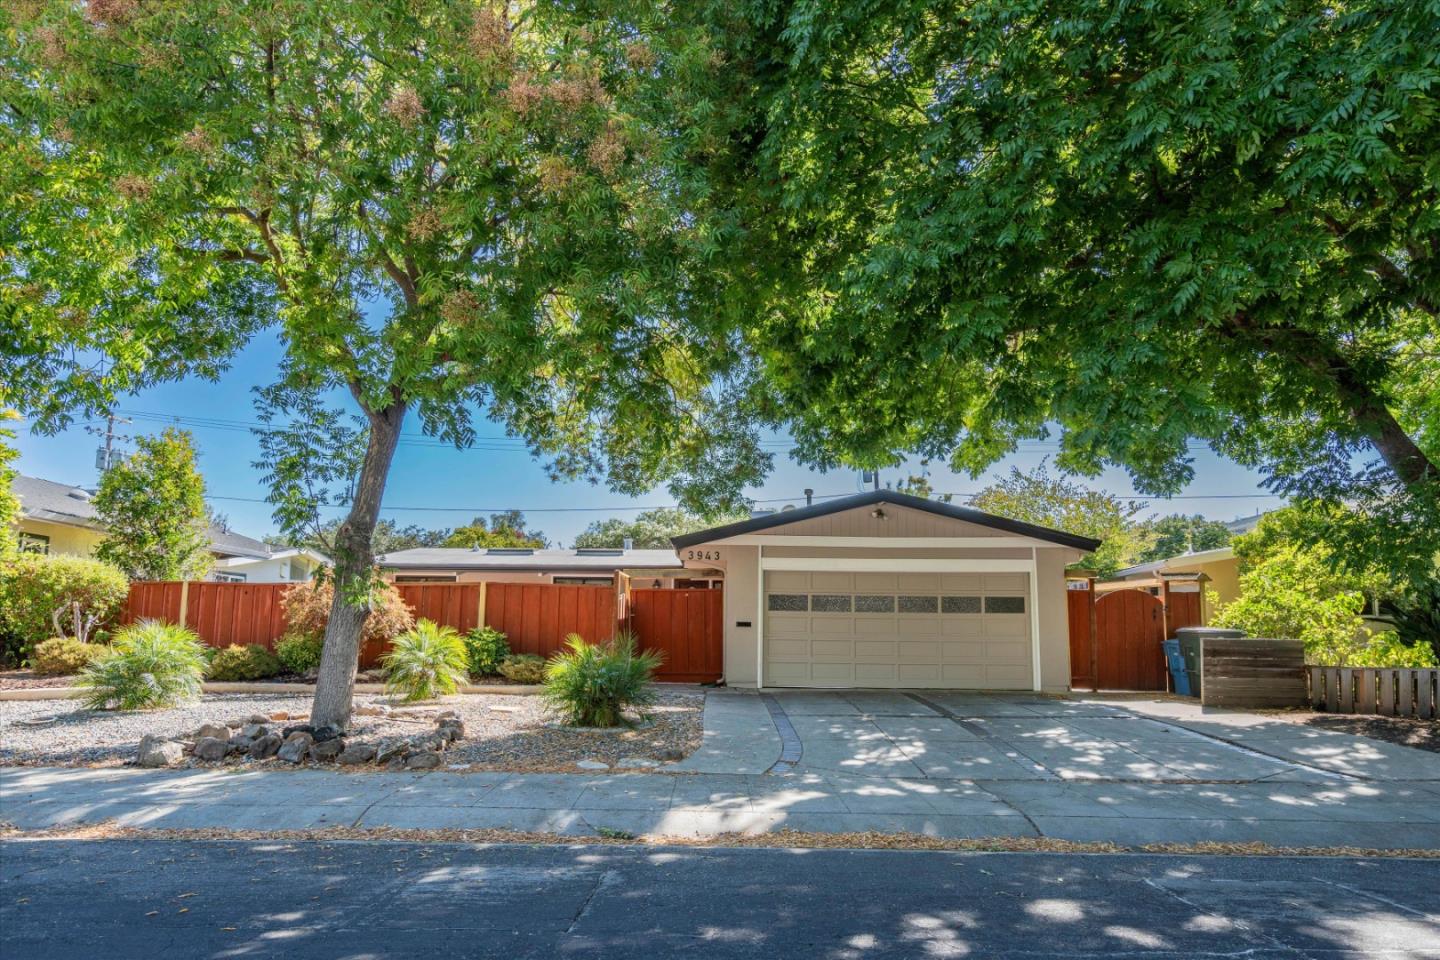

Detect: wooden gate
[1069,583,1172,691]
[628,588,724,683]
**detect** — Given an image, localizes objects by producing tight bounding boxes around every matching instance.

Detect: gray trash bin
[1173,627,1247,698]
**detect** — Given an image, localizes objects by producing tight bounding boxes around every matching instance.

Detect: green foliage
[1214,546,1375,665]
[274,631,325,676]
[1232,505,1400,600]
[31,636,109,676]
[1347,631,1437,669]
[463,626,510,678]
[1135,516,1232,564]
[542,631,661,728]
[0,554,129,660]
[298,520,452,557]
[206,643,283,681]
[443,511,549,549]
[573,507,750,549]
[497,654,547,685]
[1390,581,1440,663]
[381,619,469,702]
[0,410,19,562]
[716,0,1438,577]
[280,577,414,646]
[77,620,208,710]
[971,465,1149,576]
[93,428,211,581]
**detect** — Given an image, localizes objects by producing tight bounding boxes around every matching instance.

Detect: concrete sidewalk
[6,763,1440,848]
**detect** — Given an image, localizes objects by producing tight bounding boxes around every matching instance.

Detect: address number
[686,549,721,561]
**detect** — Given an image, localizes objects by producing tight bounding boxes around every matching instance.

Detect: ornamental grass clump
[77,620,208,710]
[543,631,662,728]
[381,619,469,702]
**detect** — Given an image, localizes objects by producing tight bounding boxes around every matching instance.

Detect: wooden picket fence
[1307,666,1439,719]
[119,579,720,680]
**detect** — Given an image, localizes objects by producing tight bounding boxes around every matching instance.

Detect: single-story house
[671,490,1101,691]
[377,546,720,589]
[1107,546,1239,622]
[12,474,326,583]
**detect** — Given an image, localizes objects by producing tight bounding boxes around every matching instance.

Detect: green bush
[275,630,325,675]
[381,619,469,702]
[542,631,662,727]
[77,620,207,710]
[463,626,510,677]
[206,643,284,681]
[0,554,128,662]
[31,636,109,676]
[497,653,546,684]
[1347,631,1438,668]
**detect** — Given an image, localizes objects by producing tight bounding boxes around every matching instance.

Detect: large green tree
[0,410,19,562]
[94,428,212,580]
[970,465,1150,576]
[1,0,768,726]
[720,0,1439,582]
[1134,515,1233,564]
[443,510,549,548]
[572,506,747,548]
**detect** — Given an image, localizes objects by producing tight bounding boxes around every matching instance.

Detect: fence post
[178,580,190,628]
[476,581,487,630]
[1087,578,1099,693]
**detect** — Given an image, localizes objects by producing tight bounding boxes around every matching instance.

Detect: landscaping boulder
[337,743,377,765]
[656,747,686,762]
[436,718,465,742]
[413,732,449,754]
[354,705,388,717]
[240,723,269,740]
[249,734,283,759]
[309,738,346,762]
[247,714,270,725]
[404,750,442,770]
[311,724,343,743]
[269,711,290,721]
[277,733,313,764]
[576,759,609,771]
[193,737,229,762]
[282,723,315,739]
[374,739,407,765]
[225,719,245,729]
[195,722,230,742]
[137,735,185,768]
[228,736,254,756]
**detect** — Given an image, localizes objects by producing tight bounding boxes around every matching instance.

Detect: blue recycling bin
[1163,639,1192,696]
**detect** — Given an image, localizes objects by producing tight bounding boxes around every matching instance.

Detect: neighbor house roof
[1110,545,1235,580]
[671,490,1104,551]
[377,547,683,571]
[14,473,327,565]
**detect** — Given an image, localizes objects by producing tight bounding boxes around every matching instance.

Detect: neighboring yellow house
[13,474,327,582]
[1107,546,1241,624]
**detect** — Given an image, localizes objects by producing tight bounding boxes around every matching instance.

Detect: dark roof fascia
[671,490,1103,552]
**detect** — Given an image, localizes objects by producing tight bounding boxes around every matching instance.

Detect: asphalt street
[2,840,1437,958]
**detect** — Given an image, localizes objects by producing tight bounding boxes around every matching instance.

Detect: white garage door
[763,571,1032,689]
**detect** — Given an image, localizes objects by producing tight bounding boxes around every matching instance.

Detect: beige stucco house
[13,474,326,583]
[672,491,1100,691]
[377,546,714,589]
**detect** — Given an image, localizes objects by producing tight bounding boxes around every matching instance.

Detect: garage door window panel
[985,596,1026,614]
[768,594,808,612]
[811,594,853,613]
[899,595,939,614]
[942,595,982,614]
[855,595,895,613]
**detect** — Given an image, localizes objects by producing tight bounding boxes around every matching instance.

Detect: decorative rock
[277,733,313,763]
[195,722,231,742]
[281,723,315,739]
[247,714,270,725]
[414,733,448,753]
[374,739,407,765]
[269,711,290,721]
[193,737,229,762]
[617,758,660,769]
[436,719,465,742]
[249,734,283,759]
[404,751,442,770]
[337,743,378,765]
[435,710,460,721]
[240,724,268,740]
[354,705,388,717]
[311,724,343,743]
[226,719,245,729]
[137,735,184,768]
[228,736,255,756]
[576,760,610,771]
[310,738,345,762]
[656,747,686,762]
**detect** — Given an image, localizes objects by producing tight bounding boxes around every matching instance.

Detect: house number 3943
[686,549,721,561]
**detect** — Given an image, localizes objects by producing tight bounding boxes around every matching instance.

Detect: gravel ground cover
[0,670,77,690]
[0,690,704,772]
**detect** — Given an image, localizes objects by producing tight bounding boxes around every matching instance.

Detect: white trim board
[715,535,1047,549]
[759,557,1036,574]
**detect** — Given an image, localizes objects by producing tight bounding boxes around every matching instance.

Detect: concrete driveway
[763,689,1440,784]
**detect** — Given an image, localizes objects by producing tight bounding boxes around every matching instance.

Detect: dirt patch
[1261,711,1439,754]
[0,670,77,690]
[3,821,1437,859]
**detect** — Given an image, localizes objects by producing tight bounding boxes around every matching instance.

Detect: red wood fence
[1068,581,1204,691]
[120,579,719,680]
[629,588,724,683]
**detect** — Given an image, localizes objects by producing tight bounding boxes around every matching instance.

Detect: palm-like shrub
[78,620,207,710]
[381,619,468,702]
[543,631,662,728]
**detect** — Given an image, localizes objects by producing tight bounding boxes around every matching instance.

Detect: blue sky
[12,331,1285,546]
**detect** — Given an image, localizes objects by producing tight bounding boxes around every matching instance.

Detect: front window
[17,532,50,554]
[213,571,246,583]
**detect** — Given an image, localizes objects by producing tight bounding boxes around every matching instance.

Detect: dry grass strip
[1,821,1436,858]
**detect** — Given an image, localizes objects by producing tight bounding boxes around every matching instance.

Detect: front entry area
[763,571,1033,689]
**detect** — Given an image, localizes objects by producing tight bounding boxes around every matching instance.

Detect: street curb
[0,682,545,701]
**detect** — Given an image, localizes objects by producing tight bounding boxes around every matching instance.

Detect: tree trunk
[309,399,406,730]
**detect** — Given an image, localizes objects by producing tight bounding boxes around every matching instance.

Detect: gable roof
[671,490,1103,551]
[1110,545,1235,580]
[378,547,682,571]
